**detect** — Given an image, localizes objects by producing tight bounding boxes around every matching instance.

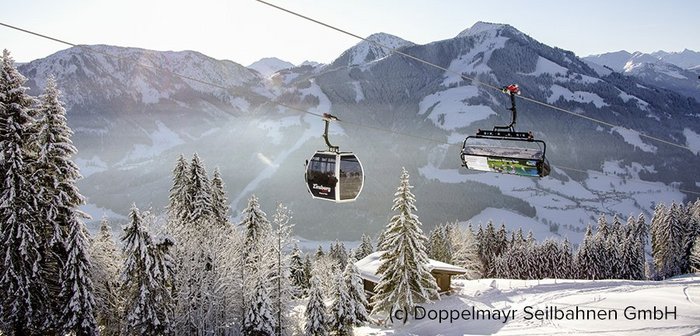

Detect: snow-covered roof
[354,251,468,283]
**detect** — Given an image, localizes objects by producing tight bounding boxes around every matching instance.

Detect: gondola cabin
[305,151,364,203]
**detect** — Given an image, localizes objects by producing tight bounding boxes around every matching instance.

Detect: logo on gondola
[312,184,332,193]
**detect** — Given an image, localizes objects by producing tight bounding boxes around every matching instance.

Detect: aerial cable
[254,0,695,154]
[2,21,698,196]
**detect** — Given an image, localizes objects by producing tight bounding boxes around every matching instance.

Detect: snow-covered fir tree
[0,49,48,335]
[304,275,328,336]
[315,245,325,260]
[428,224,451,263]
[329,240,349,269]
[343,258,369,326]
[371,168,439,320]
[240,194,272,258]
[680,201,700,274]
[59,213,98,335]
[210,167,230,229]
[557,239,574,279]
[574,226,599,279]
[166,154,189,231]
[169,154,236,334]
[690,236,700,272]
[90,217,123,336]
[290,244,308,297]
[29,75,98,335]
[242,278,276,336]
[354,233,374,261]
[328,273,354,336]
[652,202,684,278]
[121,205,171,335]
[477,221,499,277]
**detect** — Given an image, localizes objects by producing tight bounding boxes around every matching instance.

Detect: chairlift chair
[461,84,551,177]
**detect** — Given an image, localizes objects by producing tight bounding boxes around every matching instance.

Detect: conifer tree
[59,214,98,335]
[371,168,439,320]
[242,279,276,336]
[680,201,700,274]
[557,239,574,279]
[329,273,354,336]
[343,258,369,326]
[185,153,213,228]
[240,194,271,255]
[652,202,684,278]
[290,244,308,297]
[574,226,598,279]
[315,245,325,260]
[90,217,123,335]
[0,49,48,335]
[303,255,314,287]
[304,275,328,336]
[121,206,165,335]
[210,167,230,229]
[329,240,349,269]
[354,233,374,260]
[167,154,189,230]
[30,75,98,334]
[428,225,450,263]
[690,236,700,273]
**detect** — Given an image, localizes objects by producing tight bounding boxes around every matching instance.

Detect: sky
[1,0,699,66]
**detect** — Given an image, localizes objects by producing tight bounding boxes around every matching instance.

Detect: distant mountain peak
[247,57,294,78]
[328,32,414,68]
[456,21,514,38]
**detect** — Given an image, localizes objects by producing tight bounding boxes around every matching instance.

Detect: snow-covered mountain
[247,57,295,78]
[652,49,700,69]
[327,32,415,68]
[18,22,699,241]
[583,50,700,101]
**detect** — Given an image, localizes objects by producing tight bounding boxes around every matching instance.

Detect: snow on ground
[683,128,700,155]
[618,90,650,111]
[354,276,700,336]
[528,57,567,76]
[442,33,508,86]
[418,86,495,131]
[352,81,365,102]
[611,127,658,153]
[547,84,608,108]
[118,121,185,165]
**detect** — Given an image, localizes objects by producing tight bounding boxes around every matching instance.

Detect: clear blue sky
[2,0,698,65]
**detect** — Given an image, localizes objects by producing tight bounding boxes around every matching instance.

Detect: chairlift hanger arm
[493,84,520,132]
[322,113,339,152]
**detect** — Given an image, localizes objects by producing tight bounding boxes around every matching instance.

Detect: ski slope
[354,275,700,335]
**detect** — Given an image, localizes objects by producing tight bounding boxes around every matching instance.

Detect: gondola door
[306,152,338,201]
